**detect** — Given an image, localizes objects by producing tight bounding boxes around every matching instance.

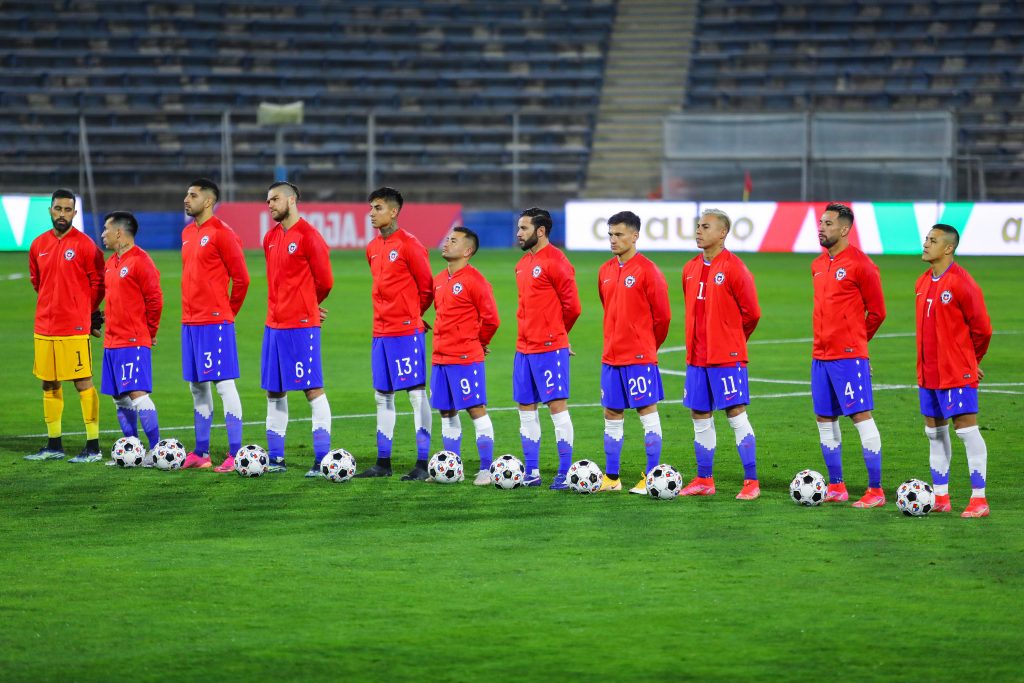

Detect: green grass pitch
[0,247,1021,682]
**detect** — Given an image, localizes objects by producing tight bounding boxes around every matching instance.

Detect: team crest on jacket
[624,275,636,288]
[119,266,129,278]
[941,290,953,304]
[64,249,75,260]
[389,249,399,262]
[532,265,542,278]
[452,282,463,295]
[288,242,298,254]
[714,272,725,285]
[835,267,847,281]
[200,235,210,247]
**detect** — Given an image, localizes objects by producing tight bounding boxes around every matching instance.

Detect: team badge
[532,265,542,278]
[714,272,725,285]
[288,242,298,254]
[119,266,129,278]
[941,290,953,304]
[452,282,463,295]
[835,267,847,281]
[200,235,210,247]
[64,249,75,260]
[389,249,399,262]
[624,275,636,288]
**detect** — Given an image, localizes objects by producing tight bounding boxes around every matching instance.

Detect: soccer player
[513,208,581,489]
[678,208,762,500]
[356,186,435,480]
[597,211,671,492]
[25,189,105,462]
[259,182,335,476]
[916,224,993,518]
[431,227,500,485]
[811,202,887,507]
[99,211,163,465]
[180,178,250,471]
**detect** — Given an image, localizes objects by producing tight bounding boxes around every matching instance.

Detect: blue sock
[603,419,624,477]
[267,430,285,462]
[225,412,243,459]
[313,428,330,465]
[473,414,495,470]
[134,396,160,450]
[644,432,661,473]
[194,410,212,455]
[376,430,393,459]
[552,411,574,475]
[818,421,843,484]
[519,410,541,472]
[116,404,138,438]
[738,434,757,480]
[863,446,881,489]
[416,428,430,461]
[693,418,716,478]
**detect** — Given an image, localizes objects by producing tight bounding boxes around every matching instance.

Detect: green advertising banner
[0,195,85,251]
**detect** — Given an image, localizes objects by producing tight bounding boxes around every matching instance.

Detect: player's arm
[307,231,334,304]
[142,258,163,341]
[647,266,672,349]
[222,230,251,315]
[959,277,993,363]
[409,243,435,315]
[860,261,886,341]
[475,279,501,348]
[733,262,761,340]
[88,240,106,309]
[28,243,39,292]
[554,260,582,334]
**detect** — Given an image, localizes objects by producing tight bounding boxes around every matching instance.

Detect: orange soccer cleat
[932,493,952,513]
[735,479,760,500]
[824,482,849,502]
[960,497,990,518]
[680,476,716,496]
[851,487,886,509]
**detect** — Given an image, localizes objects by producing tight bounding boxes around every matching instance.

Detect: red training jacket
[367,228,434,337]
[263,218,334,329]
[103,245,162,348]
[682,249,760,366]
[180,214,249,325]
[431,264,500,365]
[515,243,581,353]
[915,263,992,389]
[811,245,886,360]
[29,228,105,336]
[598,253,671,366]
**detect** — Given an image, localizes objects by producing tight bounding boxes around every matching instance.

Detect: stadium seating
[685,0,1024,200]
[0,0,615,209]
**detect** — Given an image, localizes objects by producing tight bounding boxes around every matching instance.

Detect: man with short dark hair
[513,207,581,489]
[597,210,671,491]
[181,177,250,471]
[916,223,993,518]
[99,211,163,465]
[431,226,501,485]
[25,189,106,462]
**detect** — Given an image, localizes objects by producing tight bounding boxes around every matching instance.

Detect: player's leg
[304,386,332,478]
[528,348,572,487]
[403,332,432,468]
[58,336,101,462]
[599,364,626,491]
[548,399,573,490]
[401,384,432,481]
[28,336,66,459]
[181,325,213,467]
[627,365,664,495]
[681,365,716,496]
[949,388,987,518]
[125,347,159,459]
[513,351,543,484]
[466,401,494,485]
[812,360,846,500]
[210,323,243,467]
[102,347,137,441]
[920,388,953,511]
[727,405,760,500]
[850,410,885,508]
[260,327,289,473]
[367,336,397,475]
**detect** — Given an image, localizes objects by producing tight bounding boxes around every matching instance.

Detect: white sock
[375,390,396,441]
[115,394,134,411]
[604,418,624,441]
[854,418,881,454]
[818,420,841,449]
[519,410,541,442]
[956,425,988,498]
[639,411,662,439]
[131,394,156,412]
[925,425,952,496]
[727,412,754,444]
[215,378,242,421]
[267,395,288,436]
[408,387,431,437]
[442,413,462,443]
[551,410,574,447]
[472,414,494,441]
[693,417,716,451]
[189,381,214,420]
[309,394,331,435]
[831,420,842,443]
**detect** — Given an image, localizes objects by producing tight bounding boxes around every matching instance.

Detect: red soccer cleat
[960,497,989,518]
[735,479,760,500]
[680,476,716,496]
[851,487,886,508]
[932,493,952,513]
[824,482,849,502]
[182,452,212,469]
[213,454,235,473]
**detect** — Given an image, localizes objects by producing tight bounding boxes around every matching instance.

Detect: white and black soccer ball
[646,464,683,500]
[896,479,934,517]
[789,469,827,506]
[428,450,463,484]
[489,454,525,490]
[234,444,268,478]
[567,459,603,495]
[320,448,357,483]
[111,436,144,468]
[153,438,187,471]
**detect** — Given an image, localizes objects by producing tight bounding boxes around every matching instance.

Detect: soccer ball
[567,459,603,495]
[153,438,187,471]
[896,479,934,517]
[111,436,144,468]
[489,454,525,490]
[234,444,268,477]
[646,464,683,500]
[790,469,827,506]
[320,448,357,483]
[428,450,464,484]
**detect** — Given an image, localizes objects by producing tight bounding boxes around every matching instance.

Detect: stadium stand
[0,0,616,209]
[684,0,1024,200]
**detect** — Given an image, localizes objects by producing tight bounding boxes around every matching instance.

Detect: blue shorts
[431,362,487,411]
[512,349,571,405]
[811,358,874,417]
[371,331,427,392]
[684,364,749,412]
[181,322,240,382]
[601,363,664,411]
[261,326,324,393]
[101,346,153,396]
[919,386,979,419]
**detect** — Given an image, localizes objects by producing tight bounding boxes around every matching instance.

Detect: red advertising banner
[217,202,462,250]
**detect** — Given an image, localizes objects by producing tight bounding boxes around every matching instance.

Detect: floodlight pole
[512,112,521,209]
[78,116,100,241]
[366,112,376,194]
[221,110,235,202]
[275,129,287,181]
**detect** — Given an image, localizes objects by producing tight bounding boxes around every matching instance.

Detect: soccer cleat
[142,449,156,468]
[735,479,761,500]
[68,449,102,463]
[353,464,393,478]
[824,482,849,502]
[213,455,235,473]
[304,466,323,479]
[182,453,212,469]
[472,470,492,486]
[105,459,118,467]
[628,473,648,495]
[266,461,288,473]
[680,476,716,496]
[548,473,568,490]
[960,497,989,518]
[851,487,886,508]
[523,470,542,487]
[598,475,622,492]
[932,493,952,513]
[400,463,430,481]
[24,447,66,461]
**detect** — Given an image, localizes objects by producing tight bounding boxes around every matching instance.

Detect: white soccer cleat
[473,469,492,486]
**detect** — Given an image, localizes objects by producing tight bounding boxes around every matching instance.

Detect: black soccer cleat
[400,462,430,481]
[353,464,393,478]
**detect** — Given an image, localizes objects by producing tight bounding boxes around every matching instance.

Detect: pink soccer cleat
[960,497,989,518]
[851,487,886,509]
[213,455,235,473]
[182,452,212,469]
[932,493,952,513]
[680,476,716,496]
[824,482,849,502]
[735,479,760,500]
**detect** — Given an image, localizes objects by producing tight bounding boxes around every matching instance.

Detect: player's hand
[152,337,158,346]
[423,320,432,334]
[978,367,985,381]
[319,306,328,323]
[483,345,491,356]
[568,344,576,357]
[90,310,104,337]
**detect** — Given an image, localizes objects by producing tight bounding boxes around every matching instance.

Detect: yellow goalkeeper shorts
[33,334,93,382]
